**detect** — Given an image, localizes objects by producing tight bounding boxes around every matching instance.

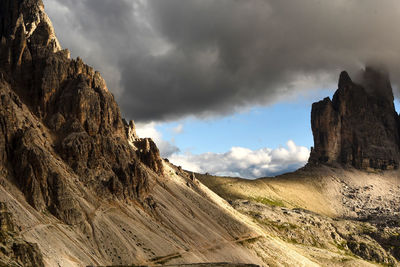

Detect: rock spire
[309,67,400,170]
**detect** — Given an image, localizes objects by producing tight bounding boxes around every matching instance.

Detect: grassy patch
[255,217,298,232]
[339,257,352,263]
[335,241,348,251]
[288,238,302,245]
[275,222,298,231]
[246,210,262,217]
[358,223,376,235]
[334,241,357,258]
[250,196,285,207]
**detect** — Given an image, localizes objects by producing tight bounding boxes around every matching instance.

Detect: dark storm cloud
[44,0,400,122]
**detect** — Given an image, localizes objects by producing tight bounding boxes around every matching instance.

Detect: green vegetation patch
[250,197,285,207]
[335,241,348,251]
[358,223,376,235]
[256,218,298,231]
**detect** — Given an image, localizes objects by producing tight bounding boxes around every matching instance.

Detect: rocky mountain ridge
[0,0,165,226]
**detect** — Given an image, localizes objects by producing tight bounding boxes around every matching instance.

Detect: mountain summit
[0,0,165,223]
[308,67,400,170]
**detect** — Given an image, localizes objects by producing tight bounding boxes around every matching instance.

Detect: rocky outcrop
[0,203,45,267]
[123,119,139,145]
[232,198,398,266]
[309,68,400,170]
[0,0,163,226]
[134,138,164,175]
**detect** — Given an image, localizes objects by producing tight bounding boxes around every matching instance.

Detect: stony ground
[3,162,391,267]
[233,199,398,266]
[198,165,400,266]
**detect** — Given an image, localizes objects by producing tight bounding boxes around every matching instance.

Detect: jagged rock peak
[0,0,164,226]
[338,71,352,88]
[123,118,139,145]
[309,67,400,170]
[0,0,61,53]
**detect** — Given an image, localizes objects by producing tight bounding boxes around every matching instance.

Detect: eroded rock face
[0,203,45,267]
[134,138,164,175]
[309,68,400,170]
[0,0,163,226]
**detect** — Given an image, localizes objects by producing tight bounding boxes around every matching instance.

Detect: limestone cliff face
[0,0,163,225]
[309,68,400,170]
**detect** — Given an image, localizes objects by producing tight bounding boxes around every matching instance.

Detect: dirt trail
[141,234,262,266]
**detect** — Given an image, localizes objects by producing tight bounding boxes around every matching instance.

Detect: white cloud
[172,124,184,134]
[168,140,310,179]
[135,122,180,157]
[135,123,309,178]
[135,122,161,140]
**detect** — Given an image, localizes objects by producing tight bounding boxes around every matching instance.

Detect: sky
[42,0,400,178]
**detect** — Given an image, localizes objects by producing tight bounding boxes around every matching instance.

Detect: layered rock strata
[0,0,163,225]
[309,68,400,170]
